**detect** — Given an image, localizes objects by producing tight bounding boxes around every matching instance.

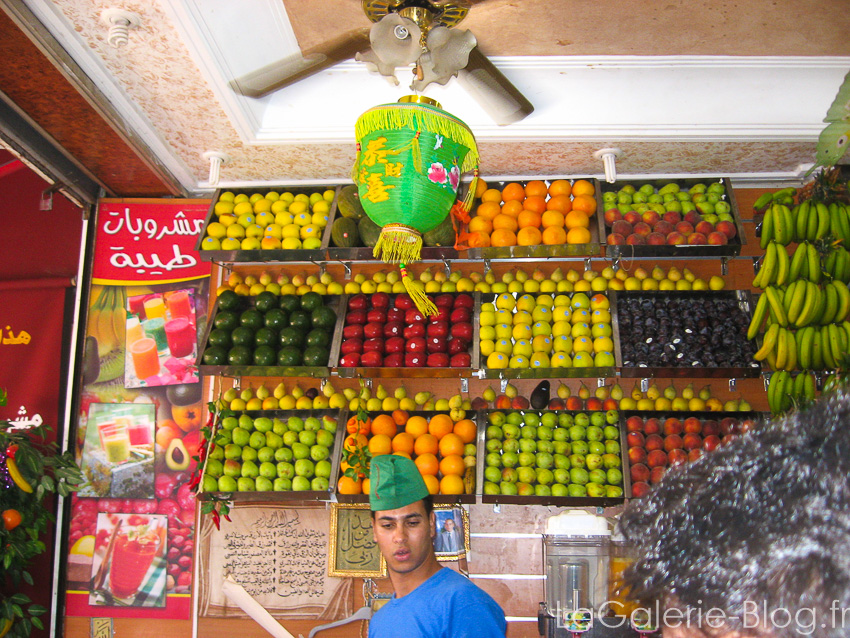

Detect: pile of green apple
[200,413,338,493]
[482,409,624,498]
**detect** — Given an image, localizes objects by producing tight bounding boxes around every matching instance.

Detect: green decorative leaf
[31,616,43,630]
[11,605,22,618]
[28,605,46,616]
[22,571,33,585]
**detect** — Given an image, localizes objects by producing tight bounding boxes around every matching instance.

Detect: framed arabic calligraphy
[328,503,387,578]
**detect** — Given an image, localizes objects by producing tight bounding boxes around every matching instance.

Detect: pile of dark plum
[617,294,760,369]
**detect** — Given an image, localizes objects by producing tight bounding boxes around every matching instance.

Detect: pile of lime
[202,290,338,367]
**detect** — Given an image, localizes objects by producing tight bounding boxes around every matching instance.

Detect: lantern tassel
[373,224,423,264]
[400,263,438,317]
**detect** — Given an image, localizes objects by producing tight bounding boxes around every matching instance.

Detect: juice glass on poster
[144,296,166,320]
[126,316,144,347]
[128,295,146,321]
[130,337,160,380]
[141,318,168,352]
[164,317,195,358]
[109,528,160,599]
[96,418,117,449]
[166,290,192,321]
[128,415,152,446]
[101,424,130,463]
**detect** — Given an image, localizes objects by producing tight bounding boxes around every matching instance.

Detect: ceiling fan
[229,0,534,125]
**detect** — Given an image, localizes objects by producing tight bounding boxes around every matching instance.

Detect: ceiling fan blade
[230,27,370,98]
[456,46,533,126]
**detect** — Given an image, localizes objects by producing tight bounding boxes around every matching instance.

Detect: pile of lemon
[479,291,616,371]
[201,189,335,251]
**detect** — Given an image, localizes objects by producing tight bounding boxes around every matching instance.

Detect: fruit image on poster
[77,403,155,498]
[68,200,210,620]
[125,288,200,388]
[88,512,168,608]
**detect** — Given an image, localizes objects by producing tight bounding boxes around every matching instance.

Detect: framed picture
[328,503,387,578]
[432,505,469,561]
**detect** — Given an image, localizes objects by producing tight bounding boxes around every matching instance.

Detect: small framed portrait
[432,505,469,561]
[328,503,387,578]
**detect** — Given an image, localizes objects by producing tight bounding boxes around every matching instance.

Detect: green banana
[806,242,822,284]
[785,279,806,325]
[793,369,807,398]
[753,192,774,213]
[795,200,811,243]
[807,201,820,241]
[760,206,775,249]
[771,204,787,246]
[833,280,850,323]
[789,242,808,281]
[797,326,814,370]
[828,323,844,368]
[815,202,831,240]
[802,372,816,403]
[772,187,797,202]
[812,328,825,370]
[821,325,837,369]
[821,282,839,326]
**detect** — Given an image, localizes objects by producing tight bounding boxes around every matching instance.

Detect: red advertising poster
[66,200,211,620]
[0,281,66,433]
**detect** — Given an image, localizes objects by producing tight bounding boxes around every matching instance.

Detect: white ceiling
[21,0,850,193]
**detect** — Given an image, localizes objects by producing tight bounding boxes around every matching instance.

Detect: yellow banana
[828,323,845,368]
[760,207,775,249]
[821,282,839,326]
[111,287,127,345]
[775,242,789,286]
[754,323,780,361]
[764,286,788,327]
[795,282,819,328]
[821,325,837,369]
[774,327,788,370]
[747,292,769,340]
[812,328,825,370]
[6,455,33,493]
[784,327,797,371]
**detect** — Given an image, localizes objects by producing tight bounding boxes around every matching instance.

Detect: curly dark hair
[619,389,850,638]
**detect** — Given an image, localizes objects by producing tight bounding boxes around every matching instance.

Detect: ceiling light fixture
[203,151,230,187]
[594,148,622,183]
[100,8,141,48]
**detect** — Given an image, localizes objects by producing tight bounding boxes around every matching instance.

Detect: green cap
[369,455,429,512]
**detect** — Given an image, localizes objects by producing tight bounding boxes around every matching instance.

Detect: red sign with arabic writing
[92,200,211,284]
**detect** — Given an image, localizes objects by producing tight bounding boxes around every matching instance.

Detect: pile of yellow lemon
[201,189,335,251]
[479,291,616,371]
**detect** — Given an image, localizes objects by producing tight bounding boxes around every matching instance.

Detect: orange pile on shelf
[467,179,597,248]
[337,411,477,496]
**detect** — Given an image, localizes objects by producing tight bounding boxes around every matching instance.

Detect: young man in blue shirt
[368,454,506,637]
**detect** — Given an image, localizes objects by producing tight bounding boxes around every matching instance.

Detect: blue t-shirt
[368,567,506,638]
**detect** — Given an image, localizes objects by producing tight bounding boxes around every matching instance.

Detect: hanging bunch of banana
[766,370,816,414]
[86,286,127,383]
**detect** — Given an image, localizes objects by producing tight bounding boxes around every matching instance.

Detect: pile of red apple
[339,292,474,368]
[625,414,756,497]
[605,209,738,247]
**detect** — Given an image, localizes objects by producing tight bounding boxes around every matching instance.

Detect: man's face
[444,519,455,531]
[372,500,436,576]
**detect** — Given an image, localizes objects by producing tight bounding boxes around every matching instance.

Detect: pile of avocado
[202,290,337,368]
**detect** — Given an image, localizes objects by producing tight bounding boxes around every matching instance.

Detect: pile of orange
[337,411,478,496]
[468,179,597,249]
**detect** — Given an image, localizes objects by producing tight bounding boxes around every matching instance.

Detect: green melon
[331,217,360,247]
[358,215,382,248]
[337,184,365,220]
[423,214,456,247]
